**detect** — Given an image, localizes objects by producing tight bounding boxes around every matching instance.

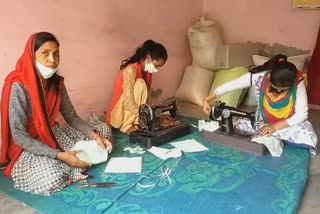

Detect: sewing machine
[129,98,191,148]
[202,102,269,156]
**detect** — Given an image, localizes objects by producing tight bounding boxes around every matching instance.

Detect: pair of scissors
[77,182,116,189]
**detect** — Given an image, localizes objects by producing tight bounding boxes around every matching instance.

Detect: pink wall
[0,0,202,120]
[203,0,320,52]
[2,0,318,127]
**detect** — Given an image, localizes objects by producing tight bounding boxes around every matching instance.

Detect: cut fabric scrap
[123,146,145,154]
[170,139,209,153]
[148,146,182,160]
[198,119,220,132]
[251,136,284,157]
[72,140,109,165]
[104,157,142,173]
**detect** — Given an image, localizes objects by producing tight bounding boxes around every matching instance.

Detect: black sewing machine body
[210,102,256,135]
[130,99,191,148]
[202,102,269,156]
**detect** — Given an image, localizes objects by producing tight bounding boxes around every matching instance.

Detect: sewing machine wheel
[222,109,230,118]
[139,104,153,128]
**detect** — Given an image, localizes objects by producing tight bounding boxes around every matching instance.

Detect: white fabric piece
[251,136,284,157]
[123,146,146,154]
[104,157,142,173]
[148,146,182,160]
[72,140,109,165]
[170,139,209,153]
[198,120,220,132]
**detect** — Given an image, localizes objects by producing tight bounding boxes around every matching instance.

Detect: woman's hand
[203,99,211,116]
[96,136,113,153]
[56,151,91,168]
[259,125,276,136]
[202,93,216,116]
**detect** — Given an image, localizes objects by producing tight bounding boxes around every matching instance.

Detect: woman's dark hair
[34,32,60,52]
[249,54,297,87]
[34,32,61,93]
[120,40,168,70]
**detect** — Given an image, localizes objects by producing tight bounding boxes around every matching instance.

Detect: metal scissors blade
[77,182,116,189]
[91,182,117,187]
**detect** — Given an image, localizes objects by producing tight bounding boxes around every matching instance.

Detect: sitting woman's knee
[134,78,147,91]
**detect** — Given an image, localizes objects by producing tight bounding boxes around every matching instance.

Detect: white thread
[138,157,181,188]
[232,205,244,212]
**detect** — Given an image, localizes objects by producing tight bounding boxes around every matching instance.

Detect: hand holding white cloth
[72,140,109,165]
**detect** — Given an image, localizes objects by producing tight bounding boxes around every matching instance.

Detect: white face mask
[144,59,158,73]
[35,61,58,79]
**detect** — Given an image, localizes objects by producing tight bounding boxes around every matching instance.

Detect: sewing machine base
[130,121,191,148]
[202,129,269,156]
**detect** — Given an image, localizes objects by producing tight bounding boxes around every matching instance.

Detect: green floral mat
[0,117,309,214]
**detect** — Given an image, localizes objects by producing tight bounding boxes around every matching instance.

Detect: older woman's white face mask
[34,41,60,79]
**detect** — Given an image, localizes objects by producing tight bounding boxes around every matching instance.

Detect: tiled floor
[0,101,319,214]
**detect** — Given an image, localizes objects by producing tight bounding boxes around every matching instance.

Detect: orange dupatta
[1,33,63,176]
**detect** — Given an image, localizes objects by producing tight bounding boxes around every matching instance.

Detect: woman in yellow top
[106,40,168,133]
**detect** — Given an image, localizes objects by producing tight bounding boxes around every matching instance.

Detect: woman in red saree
[1,32,113,195]
[106,40,168,133]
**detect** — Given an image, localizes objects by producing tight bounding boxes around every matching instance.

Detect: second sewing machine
[130,98,191,148]
[202,102,269,155]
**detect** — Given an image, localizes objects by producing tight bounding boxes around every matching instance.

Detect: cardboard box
[215,43,263,69]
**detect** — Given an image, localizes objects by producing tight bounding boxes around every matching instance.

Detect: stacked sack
[176,17,310,108]
[176,17,263,107]
[175,17,222,106]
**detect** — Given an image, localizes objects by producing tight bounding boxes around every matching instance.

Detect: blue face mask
[36,61,58,79]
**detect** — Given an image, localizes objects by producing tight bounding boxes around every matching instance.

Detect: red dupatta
[1,33,63,176]
[106,62,152,124]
